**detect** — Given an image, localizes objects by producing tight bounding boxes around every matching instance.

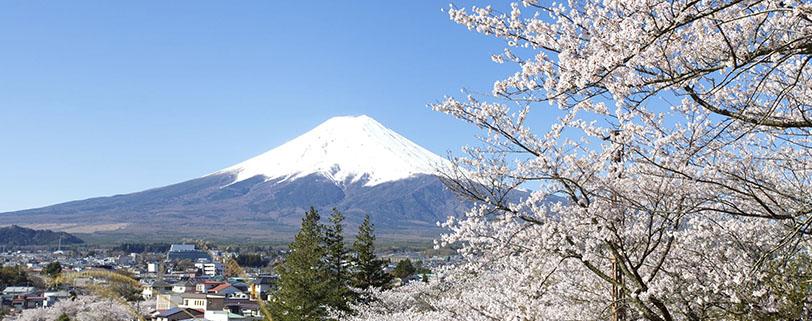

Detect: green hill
[0,225,84,246]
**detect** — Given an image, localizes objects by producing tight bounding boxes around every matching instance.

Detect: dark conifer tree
[323,208,352,314]
[44,261,62,277]
[270,207,330,321]
[392,258,416,279]
[351,214,392,298]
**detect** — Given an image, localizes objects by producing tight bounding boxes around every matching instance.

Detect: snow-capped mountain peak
[217,115,451,186]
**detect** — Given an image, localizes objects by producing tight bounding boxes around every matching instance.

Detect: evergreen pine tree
[392,258,416,279]
[351,215,392,298]
[323,208,352,314]
[44,261,62,277]
[270,207,330,321]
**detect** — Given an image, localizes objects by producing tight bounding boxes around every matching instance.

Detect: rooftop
[156,307,203,318]
[169,244,197,252]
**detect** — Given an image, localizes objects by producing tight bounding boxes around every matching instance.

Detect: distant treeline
[234,253,268,268]
[114,243,171,253]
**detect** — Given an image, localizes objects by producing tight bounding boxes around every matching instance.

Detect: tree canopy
[270,207,331,321]
[0,266,30,289]
[391,259,416,280]
[234,253,267,268]
[351,215,392,292]
[44,262,63,278]
[346,1,812,320]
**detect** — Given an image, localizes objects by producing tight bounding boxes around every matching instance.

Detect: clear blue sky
[0,1,513,212]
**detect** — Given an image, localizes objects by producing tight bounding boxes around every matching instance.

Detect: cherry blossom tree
[8,296,145,321]
[348,1,811,320]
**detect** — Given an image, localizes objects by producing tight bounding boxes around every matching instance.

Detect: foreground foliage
[348,0,812,320]
[52,269,147,321]
[8,296,147,321]
[351,215,392,294]
[270,208,331,321]
[270,209,392,320]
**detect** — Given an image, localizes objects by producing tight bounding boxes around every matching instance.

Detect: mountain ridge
[0,225,84,246]
[0,115,469,241]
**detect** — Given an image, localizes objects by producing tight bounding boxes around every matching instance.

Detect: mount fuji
[218,115,451,188]
[0,116,470,241]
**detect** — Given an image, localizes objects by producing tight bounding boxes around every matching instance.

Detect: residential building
[180,293,225,311]
[172,280,193,293]
[11,295,45,310]
[194,262,223,276]
[154,307,204,321]
[210,283,241,297]
[2,286,36,297]
[204,310,247,321]
[166,244,211,262]
[196,280,224,293]
[43,291,71,307]
[155,293,183,311]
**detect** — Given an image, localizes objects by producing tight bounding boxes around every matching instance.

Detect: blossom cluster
[349,1,811,320]
[7,296,150,321]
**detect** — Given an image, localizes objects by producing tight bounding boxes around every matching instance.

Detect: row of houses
[140,244,276,321]
[1,244,276,320]
[0,286,72,312]
[2,243,450,320]
[146,277,275,321]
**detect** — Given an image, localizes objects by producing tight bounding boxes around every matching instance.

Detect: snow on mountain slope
[216,115,452,187]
